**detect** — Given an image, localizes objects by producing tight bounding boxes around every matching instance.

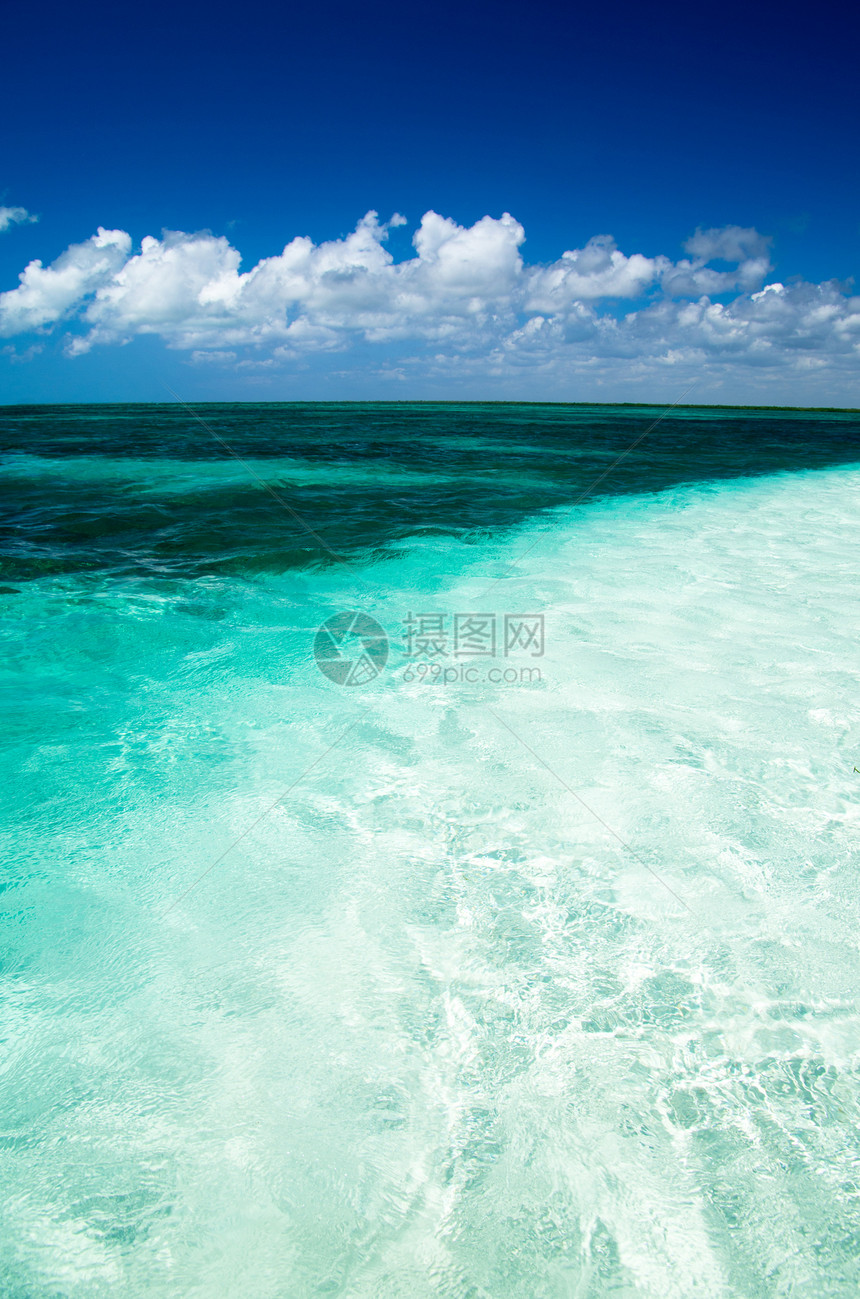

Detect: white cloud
[68,230,240,354]
[0,211,857,398]
[526,236,666,310]
[63,210,528,354]
[660,225,773,298]
[0,205,37,234]
[0,228,131,337]
[683,225,770,263]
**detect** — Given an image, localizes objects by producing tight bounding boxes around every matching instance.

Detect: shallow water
[1,404,859,1296]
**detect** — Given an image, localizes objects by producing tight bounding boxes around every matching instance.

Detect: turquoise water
[2,404,860,1296]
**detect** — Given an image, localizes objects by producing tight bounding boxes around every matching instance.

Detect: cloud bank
[1,209,858,398]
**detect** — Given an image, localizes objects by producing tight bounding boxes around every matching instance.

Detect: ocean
[1,402,859,1296]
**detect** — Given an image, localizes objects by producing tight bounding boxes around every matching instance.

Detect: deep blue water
[2,402,858,581]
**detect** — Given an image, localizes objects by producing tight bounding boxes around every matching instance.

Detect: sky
[1,0,858,405]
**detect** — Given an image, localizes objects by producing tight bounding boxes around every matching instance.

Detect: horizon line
[3,399,859,414]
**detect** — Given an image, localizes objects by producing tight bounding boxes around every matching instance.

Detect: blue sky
[1,0,858,405]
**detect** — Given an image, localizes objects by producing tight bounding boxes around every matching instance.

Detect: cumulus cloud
[0,210,857,394]
[61,210,527,354]
[478,277,860,390]
[526,236,667,310]
[67,230,240,354]
[660,225,773,298]
[0,228,131,337]
[0,205,37,234]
